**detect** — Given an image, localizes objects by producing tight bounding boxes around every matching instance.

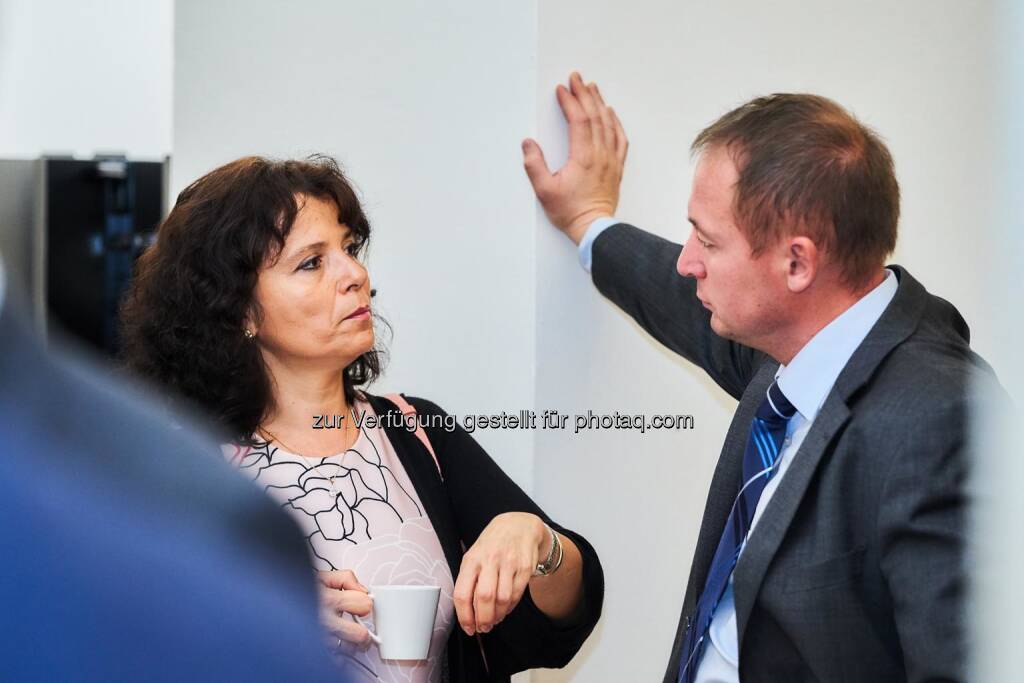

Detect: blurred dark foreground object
[0,294,344,682]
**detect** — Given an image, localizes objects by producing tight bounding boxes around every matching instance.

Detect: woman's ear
[242,306,259,340]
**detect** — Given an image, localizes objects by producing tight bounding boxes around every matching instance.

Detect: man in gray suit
[521,72,998,682]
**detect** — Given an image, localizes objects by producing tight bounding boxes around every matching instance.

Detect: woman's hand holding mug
[317,569,377,649]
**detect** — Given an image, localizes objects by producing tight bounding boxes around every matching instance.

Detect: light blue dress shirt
[577,216,619,273]
[577,218,898,682]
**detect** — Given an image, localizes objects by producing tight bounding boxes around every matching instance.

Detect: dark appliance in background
[43,157,164,356]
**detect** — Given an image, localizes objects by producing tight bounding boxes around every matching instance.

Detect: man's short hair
[692,94,899,290]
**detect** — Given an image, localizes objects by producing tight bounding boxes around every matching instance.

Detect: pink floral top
[222,399,455,683]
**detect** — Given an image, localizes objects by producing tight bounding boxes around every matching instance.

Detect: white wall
[532,1,1000,681]
[0,0,172,159]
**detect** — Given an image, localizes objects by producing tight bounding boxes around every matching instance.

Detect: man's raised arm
[521,73,764,398]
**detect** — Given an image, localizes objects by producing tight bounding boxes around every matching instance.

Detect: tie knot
[757,380,796,423]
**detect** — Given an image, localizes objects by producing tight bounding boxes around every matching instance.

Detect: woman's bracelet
[534,523,564,576]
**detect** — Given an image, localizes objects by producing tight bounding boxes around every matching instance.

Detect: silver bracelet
[534,524,564,576]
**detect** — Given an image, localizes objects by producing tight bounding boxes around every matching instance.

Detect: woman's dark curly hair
[120,155,386,444]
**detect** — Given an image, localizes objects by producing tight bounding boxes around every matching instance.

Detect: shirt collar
[775,269,898,423]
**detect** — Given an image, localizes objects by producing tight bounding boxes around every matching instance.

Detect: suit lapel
[732,396,851,642]
[730,266,928,647]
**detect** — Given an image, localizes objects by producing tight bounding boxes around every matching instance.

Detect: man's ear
[785,236,819,294]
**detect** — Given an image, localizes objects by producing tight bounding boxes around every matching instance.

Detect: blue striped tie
[678,380,796,683]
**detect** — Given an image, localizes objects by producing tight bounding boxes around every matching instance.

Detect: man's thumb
[521,138,553,193]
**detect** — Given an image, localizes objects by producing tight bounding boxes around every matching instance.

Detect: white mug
[362,585,441,660]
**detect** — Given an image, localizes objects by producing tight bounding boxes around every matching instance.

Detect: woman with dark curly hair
[120,156,603,683]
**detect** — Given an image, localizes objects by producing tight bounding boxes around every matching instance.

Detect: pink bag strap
[384,393,442,478]
[384,393,490,674]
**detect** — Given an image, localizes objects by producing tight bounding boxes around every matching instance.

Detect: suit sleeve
[591,222,766,400]
[875,389,971,683]
[408,397,604,675]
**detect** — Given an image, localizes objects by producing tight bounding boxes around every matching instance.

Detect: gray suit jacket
[591,223,998,683]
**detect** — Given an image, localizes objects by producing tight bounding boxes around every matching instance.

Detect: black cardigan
[362,393,604,682]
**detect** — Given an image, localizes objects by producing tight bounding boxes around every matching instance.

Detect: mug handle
[353,593,382,646]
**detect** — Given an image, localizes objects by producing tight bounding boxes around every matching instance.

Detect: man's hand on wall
[522,72,628,245]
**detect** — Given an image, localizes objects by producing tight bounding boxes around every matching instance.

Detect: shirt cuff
[577,217,618,273]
